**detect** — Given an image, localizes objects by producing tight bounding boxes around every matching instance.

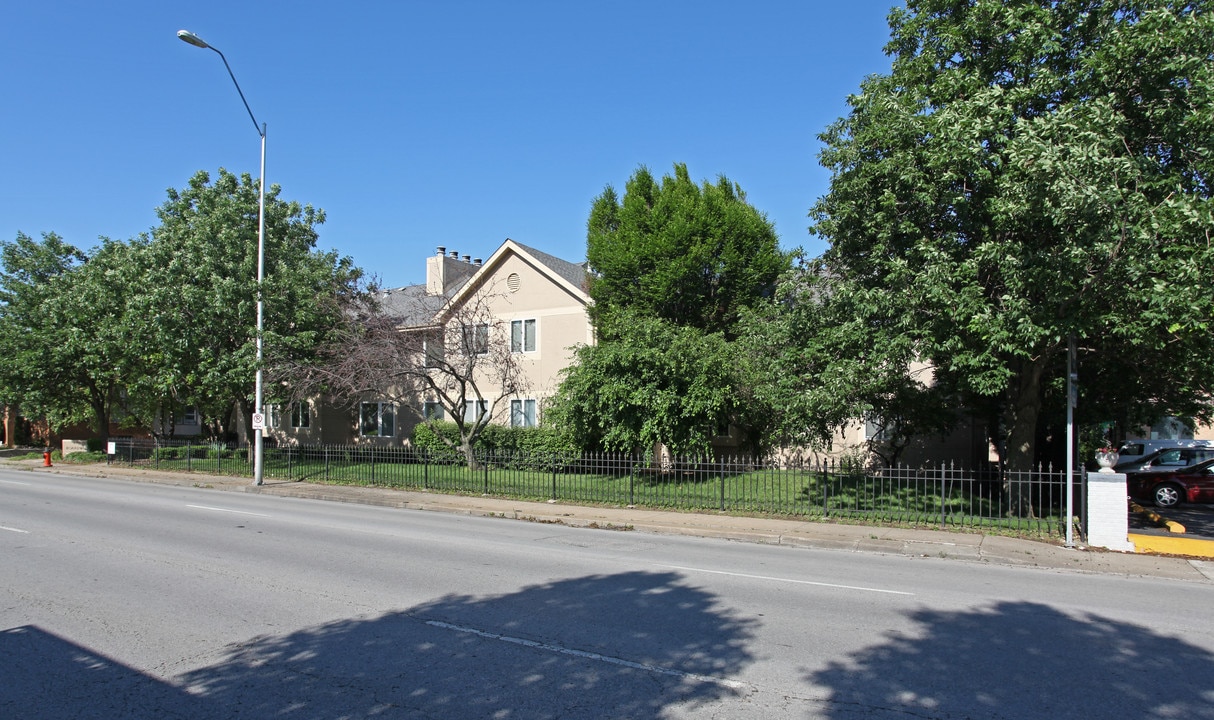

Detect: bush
[64,451,107,464]
[410,421,579,468]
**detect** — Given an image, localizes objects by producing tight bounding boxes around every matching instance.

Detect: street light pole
[178,29,266,486]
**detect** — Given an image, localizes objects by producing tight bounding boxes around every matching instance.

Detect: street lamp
[178,29,267,486]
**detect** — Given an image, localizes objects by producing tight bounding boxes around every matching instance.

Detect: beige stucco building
[266,239,592,446]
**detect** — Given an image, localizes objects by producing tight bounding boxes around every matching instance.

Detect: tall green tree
[0,232,87,433]
[139,168,364,439]
[587,164,788,339]
[553,164,790,454]
[809,0,1214,470]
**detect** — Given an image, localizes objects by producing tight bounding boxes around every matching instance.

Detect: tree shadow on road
[174,570,756,718]
[807,600,1214,719]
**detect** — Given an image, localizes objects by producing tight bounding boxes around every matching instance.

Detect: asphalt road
[4,470,1214,719]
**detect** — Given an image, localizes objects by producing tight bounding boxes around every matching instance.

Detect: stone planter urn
[1094,449,1119,473]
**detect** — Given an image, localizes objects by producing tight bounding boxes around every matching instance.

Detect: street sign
[252,412,266,431]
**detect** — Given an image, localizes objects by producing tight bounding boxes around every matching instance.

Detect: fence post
[424,449,429,489]
[287,445,293,480]
[629,454,635,506]
[822,460,830,518]
[940,463,947,530]
[719,456,726,512]
[324,445,330,481]
[551,454,558,501]
[128,441,134,467]
[483,450,489,494]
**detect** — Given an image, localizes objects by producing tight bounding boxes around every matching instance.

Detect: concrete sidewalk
[13,459,1214,584]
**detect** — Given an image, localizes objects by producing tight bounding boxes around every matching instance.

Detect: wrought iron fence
[108,439,1083,537]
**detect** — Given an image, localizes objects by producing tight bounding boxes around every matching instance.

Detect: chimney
[427,246,480,295]
[473,258,483,267]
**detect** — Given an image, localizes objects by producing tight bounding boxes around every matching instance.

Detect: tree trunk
[91,397,110,447]
[461,442,479,471]
[1001,356,1050,516]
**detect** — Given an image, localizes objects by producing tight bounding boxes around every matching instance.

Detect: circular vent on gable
[507,272,521,293]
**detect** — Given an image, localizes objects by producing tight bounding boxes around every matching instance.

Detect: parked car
[1114,446,1214,473]
[1115,439,1213,467]
[1128,458,1214,508]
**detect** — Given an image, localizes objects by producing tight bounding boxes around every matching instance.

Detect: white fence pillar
[1085,471,1135,552]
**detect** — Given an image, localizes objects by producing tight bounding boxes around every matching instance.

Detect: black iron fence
[108,439,1083,537]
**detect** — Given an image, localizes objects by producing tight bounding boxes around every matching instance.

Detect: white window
[264,404,281,428]
[360,402,395,437]
[510,399,537,428]
[423,332,444,368]
[510,319,536,353]
[180,406,200,426]
[464,400,489,424]
[864,418,889,442]
[461,323,489,355]
[423,401,444,420]
[290,402,311,428]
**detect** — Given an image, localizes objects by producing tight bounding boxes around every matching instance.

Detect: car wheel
[1153,484,1183,509]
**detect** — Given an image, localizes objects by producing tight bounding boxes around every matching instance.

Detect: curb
[1130,501,1187,534]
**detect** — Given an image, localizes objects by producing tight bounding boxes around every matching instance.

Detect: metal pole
[1065,334,1076,547]
[177,30,266,486]
[253,124,266,485]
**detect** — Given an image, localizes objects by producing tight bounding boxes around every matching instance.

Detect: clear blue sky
[1,1,898,290]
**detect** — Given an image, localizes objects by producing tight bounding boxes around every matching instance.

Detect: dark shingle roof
[377,283,448,326]
[511,241,588,292]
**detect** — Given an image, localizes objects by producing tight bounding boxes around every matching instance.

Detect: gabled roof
[441,238,589,319]
[379,239,588,329]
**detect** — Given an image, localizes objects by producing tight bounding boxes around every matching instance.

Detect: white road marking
[655,564,914,596]
[186,504,270,518]
[426,620,752,691]
[0,479,31,486]
[1,525,29,534]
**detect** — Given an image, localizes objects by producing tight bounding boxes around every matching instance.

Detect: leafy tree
[587,164,788,339]
[139,169,363,440]
[0,232,88,434]
[547,310,739,455]
[809,0,1214,471]
[739,263,957,465]
[554,164,791,454]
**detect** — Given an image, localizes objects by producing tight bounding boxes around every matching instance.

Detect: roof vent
[436,246,446,256]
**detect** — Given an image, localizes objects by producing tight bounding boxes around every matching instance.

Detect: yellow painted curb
[1129,501,1186,534]
[1128,533,1214,559]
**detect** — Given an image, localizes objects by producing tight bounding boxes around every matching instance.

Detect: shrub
[410,421,579,468]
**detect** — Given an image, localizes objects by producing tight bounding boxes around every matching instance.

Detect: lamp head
[177,30,211,49]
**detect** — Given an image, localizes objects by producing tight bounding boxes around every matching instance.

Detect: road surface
[3,469,1213,719]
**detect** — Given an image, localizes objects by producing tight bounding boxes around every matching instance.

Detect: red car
[1129,458,1214,508]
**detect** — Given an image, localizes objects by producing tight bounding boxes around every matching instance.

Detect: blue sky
[1,1,898,290]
